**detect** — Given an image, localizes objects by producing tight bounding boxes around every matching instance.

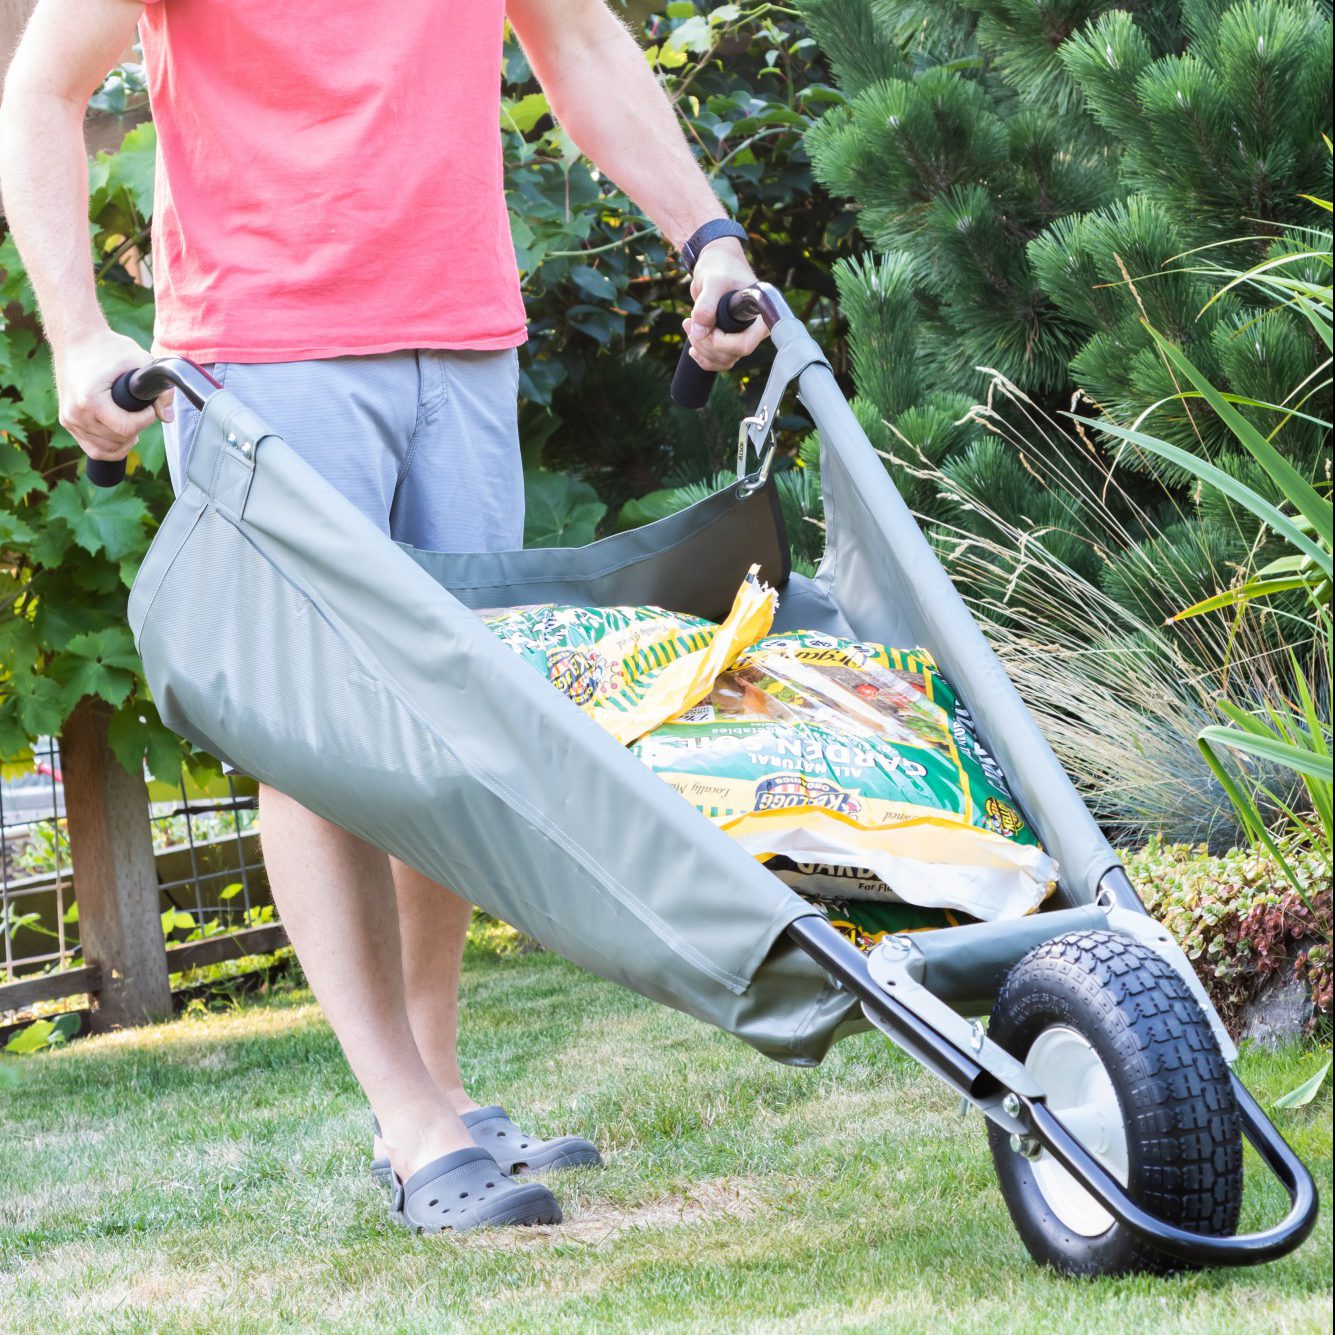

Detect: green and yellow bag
[798,890,971,952]
[630,631,1055,920]
[481,567,775,745]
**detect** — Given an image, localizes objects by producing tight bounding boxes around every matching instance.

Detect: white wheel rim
[1023,1025,1129,1237]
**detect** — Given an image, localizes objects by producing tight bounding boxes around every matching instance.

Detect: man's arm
[0,0,170,465]
[505,0,767,374]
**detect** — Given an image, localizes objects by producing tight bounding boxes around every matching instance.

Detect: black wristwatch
[679,218,749,274]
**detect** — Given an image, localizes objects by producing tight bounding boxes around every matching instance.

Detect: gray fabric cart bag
[127,307,1122,1066]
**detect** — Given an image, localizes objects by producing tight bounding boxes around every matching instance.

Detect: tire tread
[989,930,1242,1275]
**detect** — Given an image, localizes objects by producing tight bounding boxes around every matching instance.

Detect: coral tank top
[139,0,526,361]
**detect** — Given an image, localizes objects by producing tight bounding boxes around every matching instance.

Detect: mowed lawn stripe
[0,945,1329,1334]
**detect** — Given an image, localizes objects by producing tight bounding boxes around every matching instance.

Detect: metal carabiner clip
[735,405,775,496]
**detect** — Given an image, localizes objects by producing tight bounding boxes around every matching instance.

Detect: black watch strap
[679,219,749,274]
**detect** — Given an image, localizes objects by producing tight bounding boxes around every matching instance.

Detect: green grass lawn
[1,946,1330,1334]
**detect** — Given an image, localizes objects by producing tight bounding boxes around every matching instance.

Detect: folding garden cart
[100,283,1318,1274]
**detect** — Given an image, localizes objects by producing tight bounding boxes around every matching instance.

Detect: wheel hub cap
[1023,1025,1129,1237]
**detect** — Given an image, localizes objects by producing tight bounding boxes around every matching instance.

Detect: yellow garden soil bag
[481,566,775,745]
[630,631,1056,920]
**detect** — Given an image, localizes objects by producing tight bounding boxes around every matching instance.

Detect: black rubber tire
[987,930,1242,1277]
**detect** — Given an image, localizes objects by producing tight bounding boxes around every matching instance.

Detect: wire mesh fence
[151,783,268,951]
[2,738,269,993]
[0,737,71,982]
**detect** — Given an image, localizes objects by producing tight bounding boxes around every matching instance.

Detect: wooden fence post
[59,698,171,1031]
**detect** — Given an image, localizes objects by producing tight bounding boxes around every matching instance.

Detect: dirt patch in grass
[468,1175,764,1254]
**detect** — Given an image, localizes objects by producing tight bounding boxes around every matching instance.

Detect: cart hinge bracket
[865,936,1044,1129]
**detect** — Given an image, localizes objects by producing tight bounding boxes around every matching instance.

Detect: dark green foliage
[1033,198,1330,477]
[832,253,922,417]
[1034,0,1332,481]
[964,0,1125,114]
[616,450,828,575]
[541,356,748,517]
[805,41,1113,401]
[1064,1,1332,238]
[1098,517,1261,627]
[798,0,912,94]
[522,471,607,549]
[801,0,1331,636]
[806,0,1330,418]
[0,123,188,778]
[829,253,976,512]
[510,2,855,494]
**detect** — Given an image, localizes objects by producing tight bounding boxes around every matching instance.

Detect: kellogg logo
[754,774,860,816]
[984,796,1024,838]
[548,649,610,706]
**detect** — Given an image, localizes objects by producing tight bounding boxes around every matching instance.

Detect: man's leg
[166,355,570,1211]
[380,857,602,1179]
[376,346,526,1151]
[366,864,479,1168]
[258,784,475,1181]
[366,347,597,1176]
[390,862,480,1112]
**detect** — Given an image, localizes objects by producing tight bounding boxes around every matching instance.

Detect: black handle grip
[85,455,127,488]
[110,368,156,413]
[671,290,759,410]
[86,369,157,487]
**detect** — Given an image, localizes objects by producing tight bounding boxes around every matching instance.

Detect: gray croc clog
[370,1107,602,1184]
[390,1147,562,1233]
[460,1105,603,1176]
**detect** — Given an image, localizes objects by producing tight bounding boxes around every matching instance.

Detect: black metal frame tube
[1027,1081,1319,1266]
[786,916,998,1100]
[118,357,222,412]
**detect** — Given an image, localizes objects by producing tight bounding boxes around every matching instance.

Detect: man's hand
[682,237,770,374]
[55,329,173,463]
[504,3,771,378]
[0,0,166,466]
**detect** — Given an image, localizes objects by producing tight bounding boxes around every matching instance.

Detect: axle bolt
[1009,1133,1043,1161]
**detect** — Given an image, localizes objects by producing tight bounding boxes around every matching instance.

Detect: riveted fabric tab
[186,391,278,521]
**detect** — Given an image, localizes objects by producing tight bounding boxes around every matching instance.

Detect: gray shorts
[164,347,524,552]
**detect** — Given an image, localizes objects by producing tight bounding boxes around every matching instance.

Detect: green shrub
[1129,836,1332,1033]
[0,121,184,780]
[508,2,853,515]
[800,0,1331,627]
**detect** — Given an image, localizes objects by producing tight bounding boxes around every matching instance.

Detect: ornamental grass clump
[909,371,1317,847]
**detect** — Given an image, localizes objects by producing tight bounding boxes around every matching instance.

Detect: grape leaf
[89,121,157,219]
[570,265,617,302]
[0,442,46,502]
[57,627,142,708]
[523,471,606,548]
[16,673,66,736]
[45,481,149,561]
[2,328,58,429]
[0,511,38,548]
[0,234,35,308]
[108,701,186,785]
